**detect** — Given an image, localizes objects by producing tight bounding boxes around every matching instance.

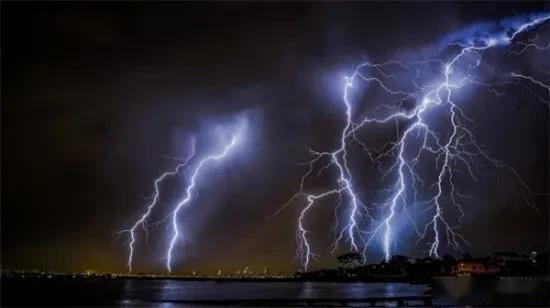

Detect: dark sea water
[2,277,549,306]
[121,280,430,305]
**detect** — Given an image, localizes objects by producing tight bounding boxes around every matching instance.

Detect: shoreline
[3,272,549,284]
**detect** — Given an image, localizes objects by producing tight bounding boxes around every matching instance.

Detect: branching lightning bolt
[119,138,196,273]
[120,126,241,273]
[278,13,549,270]
[166,135,238,273]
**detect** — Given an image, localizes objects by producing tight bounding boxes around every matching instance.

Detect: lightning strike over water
[166,135,238,273]
[120,122,242,273]
[119,138,196,273]
[280,13,549,270]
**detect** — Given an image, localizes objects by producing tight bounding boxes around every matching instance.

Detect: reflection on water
[121,280,429,304]
[3,277,547,306]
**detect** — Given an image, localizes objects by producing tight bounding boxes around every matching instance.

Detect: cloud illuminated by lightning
[279,13,549,270]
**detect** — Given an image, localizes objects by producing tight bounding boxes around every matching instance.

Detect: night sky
[2,2,549,274]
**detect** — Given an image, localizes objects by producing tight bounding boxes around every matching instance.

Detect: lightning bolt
[278,73,377,270]
[119,118,244,273]
[119,138,196,273]
[166,135,238,273]
[280,13,549,269]
[510,72,550,98]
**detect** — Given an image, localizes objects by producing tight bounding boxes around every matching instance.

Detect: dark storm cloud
[2,2,548,273]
